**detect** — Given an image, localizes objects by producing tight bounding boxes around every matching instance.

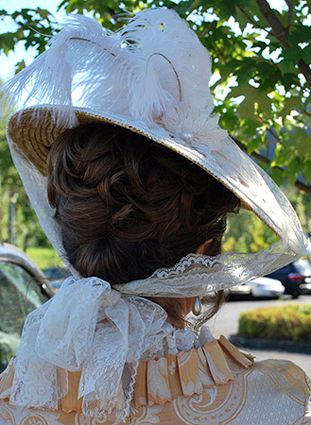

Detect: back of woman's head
[47,123,240,285]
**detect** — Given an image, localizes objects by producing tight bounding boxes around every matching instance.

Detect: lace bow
[8,276,168,421]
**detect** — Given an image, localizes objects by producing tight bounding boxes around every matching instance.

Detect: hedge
[238,304,311,342]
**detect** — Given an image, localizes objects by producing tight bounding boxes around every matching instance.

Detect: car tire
[291,293,300,299]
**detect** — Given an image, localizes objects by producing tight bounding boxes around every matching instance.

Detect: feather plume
[4,8,216,129]
[118,9,214,120]
[4,14,119,127]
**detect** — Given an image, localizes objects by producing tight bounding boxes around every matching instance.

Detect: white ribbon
[9,276,168,420]
[36,277,118,370]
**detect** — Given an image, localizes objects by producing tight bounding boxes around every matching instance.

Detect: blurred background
[0,0,310,373]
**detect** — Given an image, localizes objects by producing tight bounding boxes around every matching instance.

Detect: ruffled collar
[133,334,254,408]
[140,322,214,360]
[0,334,254,414]
[0,275,254,421]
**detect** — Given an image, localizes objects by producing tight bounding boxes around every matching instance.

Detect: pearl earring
[192,296,202,316]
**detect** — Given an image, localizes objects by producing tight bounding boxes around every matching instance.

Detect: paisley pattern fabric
[0,336,310,424]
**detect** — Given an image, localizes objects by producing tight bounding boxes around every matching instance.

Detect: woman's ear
[196,239,213,255]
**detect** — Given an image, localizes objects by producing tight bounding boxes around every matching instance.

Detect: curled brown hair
[47,123,240,324]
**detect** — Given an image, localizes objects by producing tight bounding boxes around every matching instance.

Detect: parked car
[266,259,311,298]
[294,259,311,294]
[229,282,252,297]
[43,267,71,281]
[0,243,53,371]
[229,276,284,299]
[43,267,71,290]
[248,276,284,298]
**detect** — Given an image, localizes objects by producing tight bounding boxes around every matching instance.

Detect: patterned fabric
[0,336,310,424]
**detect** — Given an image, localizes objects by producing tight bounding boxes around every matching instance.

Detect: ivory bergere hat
[5,8,309,259]
[2,7,311,422]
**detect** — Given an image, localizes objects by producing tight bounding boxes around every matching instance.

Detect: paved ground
[207,295,311,376]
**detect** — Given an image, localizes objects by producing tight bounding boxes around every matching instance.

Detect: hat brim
[7,105,306,254]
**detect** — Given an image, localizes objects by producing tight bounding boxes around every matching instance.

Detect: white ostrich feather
[4,8,216,130]
[118,8,214,122]
[4,14,120,127]
[162,102,228,148]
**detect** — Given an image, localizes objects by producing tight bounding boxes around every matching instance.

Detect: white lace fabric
[0,274,218,422]
[113,245,302,297]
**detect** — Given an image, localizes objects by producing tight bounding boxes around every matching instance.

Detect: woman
[0,8,310,425]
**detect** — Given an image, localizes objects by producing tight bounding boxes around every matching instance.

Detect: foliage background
[238,304,311,341]
[0,0,310,267]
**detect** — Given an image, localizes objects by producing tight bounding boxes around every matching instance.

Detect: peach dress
[1,333,310,425]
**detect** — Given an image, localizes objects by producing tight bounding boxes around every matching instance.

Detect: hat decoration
[6,10,214,128]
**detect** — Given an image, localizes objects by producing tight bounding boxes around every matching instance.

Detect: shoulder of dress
[250,359,311,422]
[250,358,311,400]
[254,358,310,382]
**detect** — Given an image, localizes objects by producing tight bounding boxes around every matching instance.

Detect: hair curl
[47,123,240,325]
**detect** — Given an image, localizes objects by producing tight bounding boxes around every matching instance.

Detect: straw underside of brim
[8,109,121,176]
[7,106,281,240]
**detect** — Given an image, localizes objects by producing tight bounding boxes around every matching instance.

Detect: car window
[279,265,292,273]
[0,262,49,370]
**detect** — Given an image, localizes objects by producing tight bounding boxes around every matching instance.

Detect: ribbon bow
[9,276,168,420]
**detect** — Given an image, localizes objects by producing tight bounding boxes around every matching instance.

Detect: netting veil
[3,7,311,422]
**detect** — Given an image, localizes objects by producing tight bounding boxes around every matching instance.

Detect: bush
[238,304,311,342]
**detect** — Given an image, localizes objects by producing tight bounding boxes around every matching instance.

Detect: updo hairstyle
[47,123,240,323]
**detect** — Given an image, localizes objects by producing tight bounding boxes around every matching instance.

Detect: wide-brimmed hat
[5,8,310,261]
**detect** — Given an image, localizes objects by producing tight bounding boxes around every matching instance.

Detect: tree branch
[286,0,293,34]
[236,5,274,36]
[298,59,311,87]
[256,0,288,44]
[256,0,310,87]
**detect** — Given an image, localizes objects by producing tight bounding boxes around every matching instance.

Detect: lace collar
[0,275,251,422]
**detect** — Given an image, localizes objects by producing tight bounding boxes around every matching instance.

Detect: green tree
[0,83,47,249]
